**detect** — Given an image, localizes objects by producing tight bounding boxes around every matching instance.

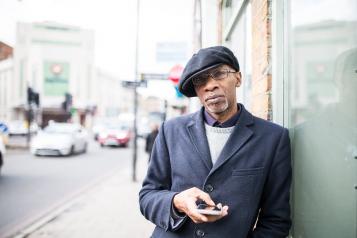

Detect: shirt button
[204,184,214,193]
[196,229,205,237]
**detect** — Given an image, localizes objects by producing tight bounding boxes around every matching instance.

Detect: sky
[0,0,194,100]
[0,0,193,78]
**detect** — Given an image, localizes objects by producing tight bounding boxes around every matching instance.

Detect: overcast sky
[0,0,194,100]
[0,0,193,78]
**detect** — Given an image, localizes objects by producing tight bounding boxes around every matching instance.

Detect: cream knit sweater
[204,124,235,164]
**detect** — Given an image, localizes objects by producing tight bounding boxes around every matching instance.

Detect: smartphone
[196,204,222,216]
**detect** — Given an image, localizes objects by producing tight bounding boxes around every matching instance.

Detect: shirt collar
[203,104,241,128]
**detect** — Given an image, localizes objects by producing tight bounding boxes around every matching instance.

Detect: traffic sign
[141,73,168,80]
[121,80,147,88]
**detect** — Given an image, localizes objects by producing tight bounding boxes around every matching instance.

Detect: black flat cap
[178,46,240,97]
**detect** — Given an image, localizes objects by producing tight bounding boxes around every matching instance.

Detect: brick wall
[0,42,13,61]
[251,0,272,120]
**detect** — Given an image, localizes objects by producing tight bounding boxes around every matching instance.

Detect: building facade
[0,42,13,61]
[93,69,133,118]
[0,42,16,122]
[14,21,95,126]
[196,0,357,237]
[0,57,14,122]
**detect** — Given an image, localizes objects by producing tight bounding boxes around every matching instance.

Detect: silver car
[31,122,88,156]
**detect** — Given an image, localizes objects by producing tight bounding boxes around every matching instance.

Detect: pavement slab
[14,151,154,238]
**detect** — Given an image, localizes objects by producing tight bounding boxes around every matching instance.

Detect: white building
[0,57,14,122]
[93,69,133,117]
[14,21,95,110]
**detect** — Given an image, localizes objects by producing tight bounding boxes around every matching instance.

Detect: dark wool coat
[139,105,292,238]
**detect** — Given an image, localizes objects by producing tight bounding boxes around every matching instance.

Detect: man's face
[193,65,241,117]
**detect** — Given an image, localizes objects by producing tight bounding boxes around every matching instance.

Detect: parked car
[0,122,9,145]
[8,120,38,136]
[98,123,131,147]
[0,136,6,174]
[30,122,88,156]
[92,118,112,141]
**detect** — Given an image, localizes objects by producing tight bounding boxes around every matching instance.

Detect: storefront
[281,1,357,237]
[198,0,357,236]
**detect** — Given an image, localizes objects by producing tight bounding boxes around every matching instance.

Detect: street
[0,138,144,237]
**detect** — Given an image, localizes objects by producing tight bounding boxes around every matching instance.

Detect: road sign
[141,73,168,80]
[121,80,147,88]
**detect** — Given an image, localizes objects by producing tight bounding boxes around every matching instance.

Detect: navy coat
[139,105,292,238]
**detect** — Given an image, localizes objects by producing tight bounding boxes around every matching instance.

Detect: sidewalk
[14,148,155,238]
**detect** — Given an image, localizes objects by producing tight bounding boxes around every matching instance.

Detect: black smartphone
[196,203,222,216]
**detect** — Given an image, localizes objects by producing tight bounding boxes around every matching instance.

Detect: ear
[235,72,242,87]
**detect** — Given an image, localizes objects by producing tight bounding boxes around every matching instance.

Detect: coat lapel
[186,108,213,172]
[211,105,254,173]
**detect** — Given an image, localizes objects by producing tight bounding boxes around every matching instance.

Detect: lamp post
[132,0,141,182]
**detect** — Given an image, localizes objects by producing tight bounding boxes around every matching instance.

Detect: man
[145,123,159,161]
[139,46,292,238]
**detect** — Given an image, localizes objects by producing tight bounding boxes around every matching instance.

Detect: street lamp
[132,0,141,182]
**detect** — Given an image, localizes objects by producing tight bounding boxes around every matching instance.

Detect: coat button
[196,229,205,237]
[204,184,214,193]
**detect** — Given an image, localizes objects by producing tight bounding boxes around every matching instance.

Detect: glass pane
[288,0,357,237]
[225,2,252,110]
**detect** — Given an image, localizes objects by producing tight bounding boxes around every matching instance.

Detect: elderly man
[139,46,292,238]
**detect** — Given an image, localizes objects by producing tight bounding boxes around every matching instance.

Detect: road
[0,138,139,237]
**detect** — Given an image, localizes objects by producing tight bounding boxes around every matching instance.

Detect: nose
[203,77,219,92]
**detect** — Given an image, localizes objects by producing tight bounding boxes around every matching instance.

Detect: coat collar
[186,104,254,173]
[186,106,213,172]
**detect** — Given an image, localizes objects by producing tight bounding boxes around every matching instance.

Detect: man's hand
[173,187,229,223]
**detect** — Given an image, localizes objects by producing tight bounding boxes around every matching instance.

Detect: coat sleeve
[139,122,185,231]
[249,128,292,238]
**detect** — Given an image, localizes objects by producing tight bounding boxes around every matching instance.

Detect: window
[286,1,357,236]
[222,0,252,110]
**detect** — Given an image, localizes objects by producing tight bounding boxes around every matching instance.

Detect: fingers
[196,191,215,207]
[203,205,229,223]
[172,187,229,224]
[186,202,209,223]
[173,187,212,217]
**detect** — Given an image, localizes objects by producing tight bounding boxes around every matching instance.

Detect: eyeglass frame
[191,68,238,88]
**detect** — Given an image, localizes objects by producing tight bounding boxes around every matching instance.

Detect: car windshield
[44,124,78,134]
[106,124,129,131]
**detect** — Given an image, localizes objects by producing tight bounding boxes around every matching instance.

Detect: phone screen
[196,204,222,215]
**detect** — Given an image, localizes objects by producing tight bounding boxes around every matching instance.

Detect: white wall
[0,57,14,122]
[15,22,95,109]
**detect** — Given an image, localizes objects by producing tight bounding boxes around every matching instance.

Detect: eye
[212,71,226,79]
[192,75,207,86]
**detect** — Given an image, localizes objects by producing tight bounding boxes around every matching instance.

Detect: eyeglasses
[192,69,236,87]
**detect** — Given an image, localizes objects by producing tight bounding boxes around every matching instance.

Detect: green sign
[44,61,70,96]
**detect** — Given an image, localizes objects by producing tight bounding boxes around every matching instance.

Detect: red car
[98,124,131,147]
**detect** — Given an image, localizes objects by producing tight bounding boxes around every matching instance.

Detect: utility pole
[132,0,141,182]
[193,0,202,51]
[26,87,33,147]
[26,87,40,147]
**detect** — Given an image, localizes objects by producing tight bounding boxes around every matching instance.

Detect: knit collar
[203,104,241,128]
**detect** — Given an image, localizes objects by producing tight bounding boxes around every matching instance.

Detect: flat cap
[178,46,240,97]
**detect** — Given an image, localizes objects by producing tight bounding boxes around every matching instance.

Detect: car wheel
[0,153,2,175]
[69,145,75,155]
[82,143,88,153]
[100,143,104,147]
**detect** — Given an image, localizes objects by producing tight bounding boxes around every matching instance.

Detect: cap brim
[181,63,223,97]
